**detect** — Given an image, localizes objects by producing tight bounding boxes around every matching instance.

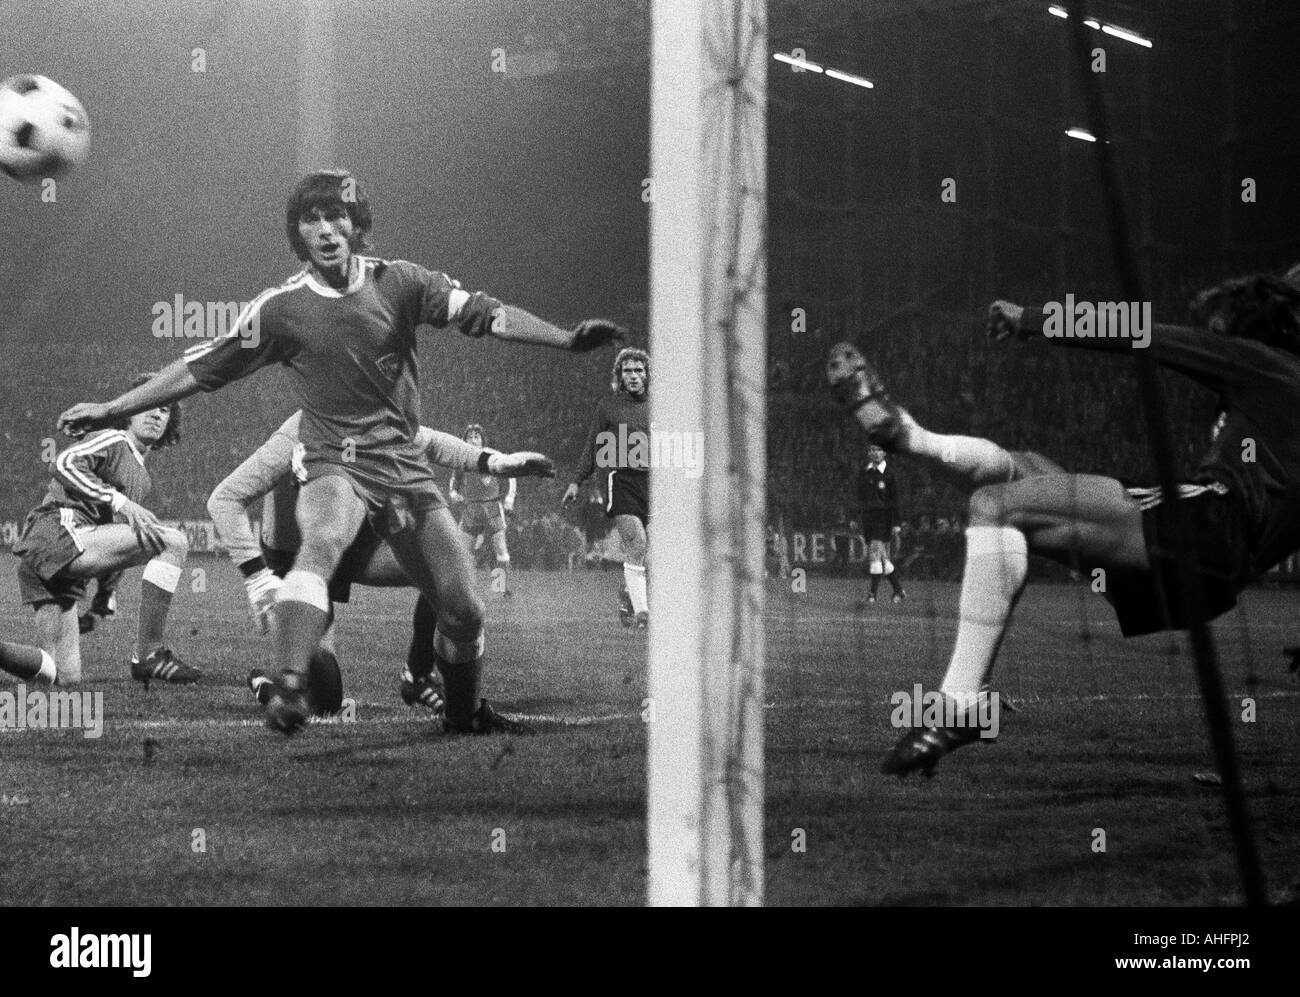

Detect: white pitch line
[0,708,642,734]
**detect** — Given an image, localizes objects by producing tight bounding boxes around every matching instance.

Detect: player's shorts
[260,518,384,606]
[460,500,506,537]
[605,469,648,524]
[303,460,447,540]
[1099,483,1250,638]
[867,538,894,572]
[13,508,93,606]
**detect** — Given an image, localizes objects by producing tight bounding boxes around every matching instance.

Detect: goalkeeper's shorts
[1100,483,1250,637]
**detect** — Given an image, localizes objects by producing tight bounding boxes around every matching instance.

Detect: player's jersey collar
[303,257,372,298]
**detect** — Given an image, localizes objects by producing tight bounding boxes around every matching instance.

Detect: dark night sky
[1,0,1297,517]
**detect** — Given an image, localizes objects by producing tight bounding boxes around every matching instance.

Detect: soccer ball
[0,74,90,182]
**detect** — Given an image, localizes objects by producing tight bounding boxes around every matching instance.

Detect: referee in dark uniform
[858,443,906,603]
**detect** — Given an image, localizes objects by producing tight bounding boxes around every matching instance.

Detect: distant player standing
[14,385,199,686]
[859,443,906,603]
[449,424,517,596]
[59,169,621,733]
[562,348,650,628]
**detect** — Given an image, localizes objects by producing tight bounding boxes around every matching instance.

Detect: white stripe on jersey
[56,430,128,503]
[182,272,309,363]
[1125,481,1230,512]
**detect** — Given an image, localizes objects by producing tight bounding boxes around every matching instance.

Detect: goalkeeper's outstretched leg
[827,342,1147,778]
[826,341,1063,489]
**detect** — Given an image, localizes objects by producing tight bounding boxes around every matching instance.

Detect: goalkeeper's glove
[987,300,1026,342]
[244,567,282,635]
[571,319,624,352]
[487,451,557,478]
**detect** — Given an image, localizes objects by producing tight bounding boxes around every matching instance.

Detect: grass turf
[1,561,1296,905]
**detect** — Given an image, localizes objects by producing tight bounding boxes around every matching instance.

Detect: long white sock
[624,563,648,614]
[940,526,1028,698]
[902,423,1016,488]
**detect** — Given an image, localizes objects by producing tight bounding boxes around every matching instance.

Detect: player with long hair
[828,267,1300,777]
[562,347,650,628]
[14,379,198,686]
[59,169,621,734]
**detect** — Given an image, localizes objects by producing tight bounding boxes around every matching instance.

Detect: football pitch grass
[1,561,1297,906]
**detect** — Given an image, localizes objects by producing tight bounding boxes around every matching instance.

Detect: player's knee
[438,589,485,638]
[297,527,353,573]
[967,485,1011,526]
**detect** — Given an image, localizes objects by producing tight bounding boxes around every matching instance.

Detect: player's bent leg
[616,514,649,626]
[971,473,1148,572]
[0,638,57,685]
[67,523,168,576]
[268,475,367,734]
[68,524,200,685]
[828,343,1056,492]
[33,602,81,685]
[884,474,1145,778]
[386,506,486,729]
[400,595,445,714]
[388,507,528,734]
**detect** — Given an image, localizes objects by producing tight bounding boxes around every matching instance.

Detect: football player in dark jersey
[828,267,1300,777]
[58,169,620,734]
[562,348,650,628]
[15,381,198,687]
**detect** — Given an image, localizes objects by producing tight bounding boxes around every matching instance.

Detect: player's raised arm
[989,285,1299,395]
[58,357,201,438]
[418,426,555,478]
[408,263,624,352]
[489,306,624,353]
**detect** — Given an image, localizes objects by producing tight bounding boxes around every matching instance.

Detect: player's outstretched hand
[561,482,580,507]
[488,451,557,479]
[57,401,112,438]
[119,499,167,556]
[987,300,1025,342]
[570,319,624,352]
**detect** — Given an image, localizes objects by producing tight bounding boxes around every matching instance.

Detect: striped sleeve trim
[182,274,306,364]
[55,431,128,503]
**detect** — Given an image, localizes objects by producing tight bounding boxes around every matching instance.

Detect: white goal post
[647,0,768,907]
